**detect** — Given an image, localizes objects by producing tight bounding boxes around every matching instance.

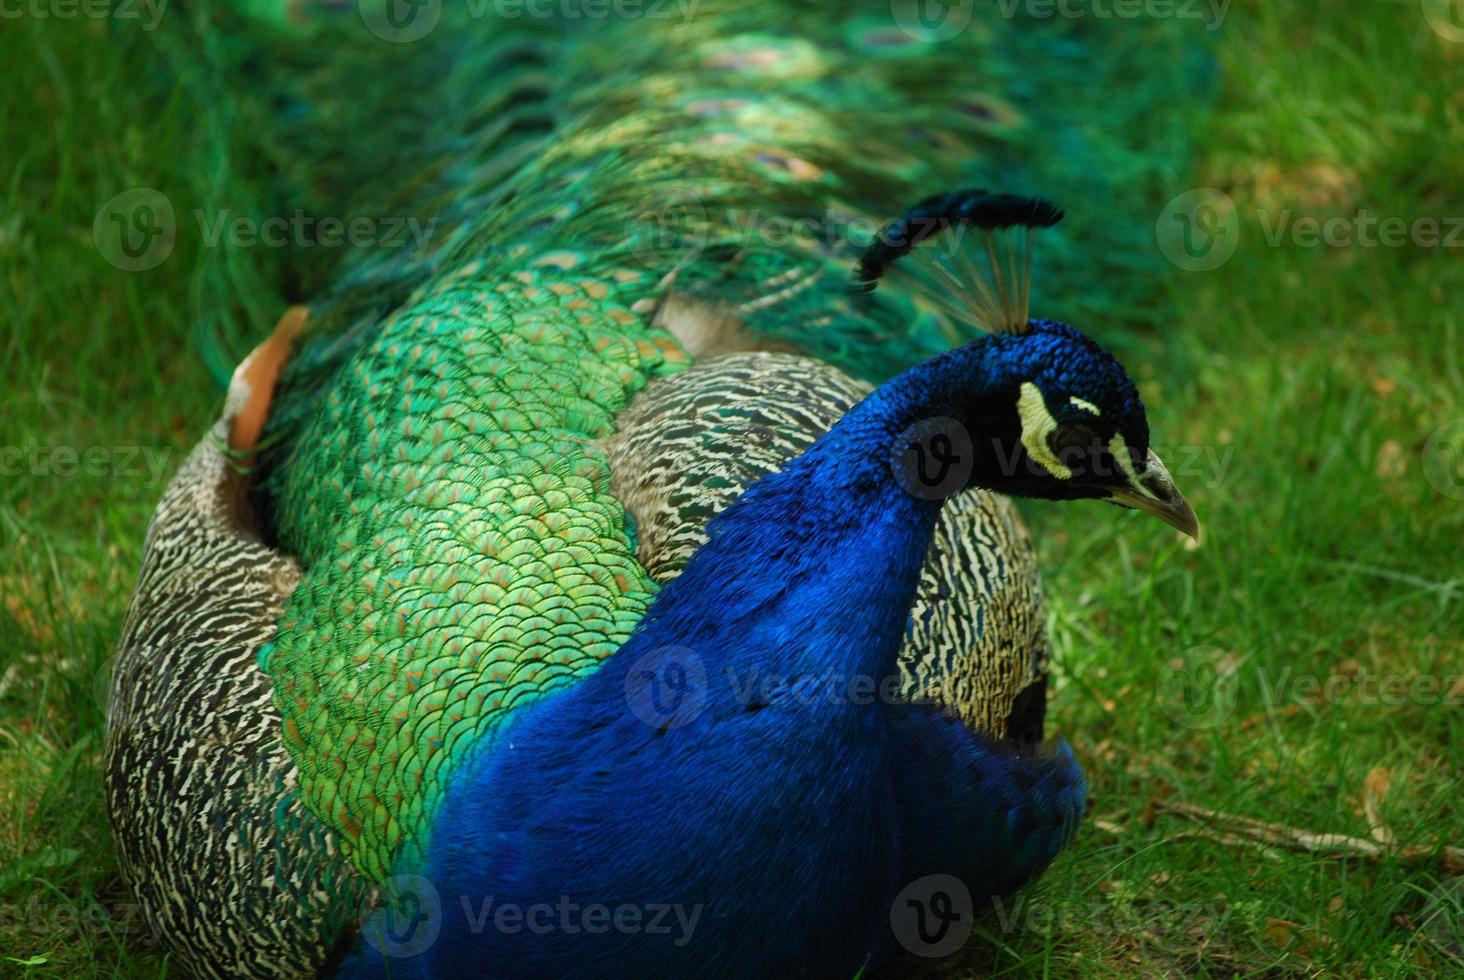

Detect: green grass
[2,1,1462,976]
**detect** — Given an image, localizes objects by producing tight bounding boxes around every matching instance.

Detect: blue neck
[599,337,1000,693]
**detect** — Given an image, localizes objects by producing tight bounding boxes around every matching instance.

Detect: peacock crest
[854,189,1065,336]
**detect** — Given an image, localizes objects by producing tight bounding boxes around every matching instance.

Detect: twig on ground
[1152,799,1464,875]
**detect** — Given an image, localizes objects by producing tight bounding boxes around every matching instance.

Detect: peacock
[105,2,1206,976]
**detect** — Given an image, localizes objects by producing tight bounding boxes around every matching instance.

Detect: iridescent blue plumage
[336,311,1175,978]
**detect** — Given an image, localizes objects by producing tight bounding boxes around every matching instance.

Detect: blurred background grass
[2,0,1461,975]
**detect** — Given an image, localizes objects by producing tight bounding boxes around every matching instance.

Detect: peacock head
[971,318,1195,534]
[856,190,1198,538]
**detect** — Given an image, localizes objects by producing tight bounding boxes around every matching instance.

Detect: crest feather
[852,190,1063,336]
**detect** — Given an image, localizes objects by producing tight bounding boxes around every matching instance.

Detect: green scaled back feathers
[262,255,685,882]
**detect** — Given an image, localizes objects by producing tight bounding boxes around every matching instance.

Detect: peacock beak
[1104,449,1200,540]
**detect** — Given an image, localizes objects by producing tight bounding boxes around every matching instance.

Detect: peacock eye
[1050,424,1102,468]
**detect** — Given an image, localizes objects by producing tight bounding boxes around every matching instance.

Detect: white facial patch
[1109,433,1158,499]
[1017,382,1072,480]
[1068,396,1101,416]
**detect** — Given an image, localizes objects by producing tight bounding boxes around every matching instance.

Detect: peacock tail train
[106,2,1211,975]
